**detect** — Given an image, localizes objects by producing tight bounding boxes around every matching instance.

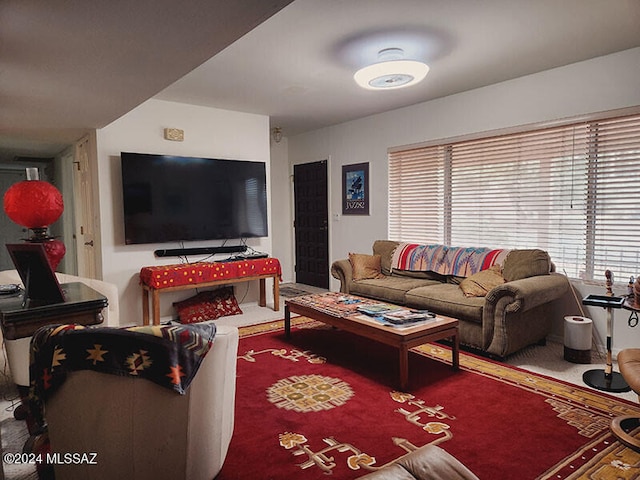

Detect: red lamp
[3,168,66,270]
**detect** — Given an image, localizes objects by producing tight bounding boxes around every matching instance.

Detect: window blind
[588,116,640,281]
[388,113,640,281]
[388,145,444,244]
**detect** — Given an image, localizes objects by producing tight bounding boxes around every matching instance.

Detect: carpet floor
[218,318,640,480]
[0,283,638,479]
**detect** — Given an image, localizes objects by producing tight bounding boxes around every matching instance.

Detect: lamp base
[26,236,66,271]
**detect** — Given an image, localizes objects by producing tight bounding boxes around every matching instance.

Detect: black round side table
[581,294,631,393]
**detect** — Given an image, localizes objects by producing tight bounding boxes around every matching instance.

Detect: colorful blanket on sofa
[391,243,510,277]
[28,323,216,427]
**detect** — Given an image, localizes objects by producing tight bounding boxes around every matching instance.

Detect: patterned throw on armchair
[28,321,239,480]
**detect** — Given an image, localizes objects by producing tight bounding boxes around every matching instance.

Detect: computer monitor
[6,243,65,305]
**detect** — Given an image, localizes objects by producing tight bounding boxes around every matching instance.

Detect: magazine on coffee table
[351,311,437,329]
[382,309,436,325]
[356,303,403,316]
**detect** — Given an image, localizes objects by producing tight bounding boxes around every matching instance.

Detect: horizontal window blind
[388,145,444,244]
[388,113,640,281]
[588,116,640,281]
[449,124,590,279]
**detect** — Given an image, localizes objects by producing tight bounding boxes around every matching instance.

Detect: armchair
[611,348,640,451]
[357,444,478,480]
[31,322,238,480]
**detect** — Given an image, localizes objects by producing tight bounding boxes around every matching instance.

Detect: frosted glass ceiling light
[354,48,429,90]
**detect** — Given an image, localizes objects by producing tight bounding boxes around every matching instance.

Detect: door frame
[72,134,102,279]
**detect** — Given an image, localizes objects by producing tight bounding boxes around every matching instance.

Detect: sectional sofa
[331,240,570,358]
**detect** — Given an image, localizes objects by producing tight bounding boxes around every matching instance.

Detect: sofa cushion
[459,265,505,297]
[350,277,440,304]
[446,275,465,285]
[372,240,400,275]
[406,284,484,324]
[349,253,385,280]
[502,249,550,281]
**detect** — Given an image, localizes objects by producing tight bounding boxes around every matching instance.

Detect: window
[388,114,640,281]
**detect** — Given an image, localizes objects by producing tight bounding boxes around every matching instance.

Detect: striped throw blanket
[391,243,510,277]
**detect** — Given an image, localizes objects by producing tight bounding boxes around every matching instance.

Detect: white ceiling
[0,0,293,161]
[2,0,640,160]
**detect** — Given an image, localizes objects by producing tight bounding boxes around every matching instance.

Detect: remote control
[0,284,20,295]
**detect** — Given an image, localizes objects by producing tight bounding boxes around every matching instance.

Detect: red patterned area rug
[217,318,640,480]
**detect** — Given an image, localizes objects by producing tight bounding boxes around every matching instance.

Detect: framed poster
[342,162,369,215]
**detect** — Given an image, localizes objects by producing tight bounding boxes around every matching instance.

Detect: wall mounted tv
[121,152,268,245]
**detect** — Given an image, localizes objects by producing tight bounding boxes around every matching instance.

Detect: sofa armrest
[482,273,570,357]
[485,272,570,314]
[331,259,353,293]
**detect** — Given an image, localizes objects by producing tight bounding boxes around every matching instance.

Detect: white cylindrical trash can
[563,316,592,364]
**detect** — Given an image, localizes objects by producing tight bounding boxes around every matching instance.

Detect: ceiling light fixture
[354,48,429,90]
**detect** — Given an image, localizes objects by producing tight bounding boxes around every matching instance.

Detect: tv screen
[121,152,268,245]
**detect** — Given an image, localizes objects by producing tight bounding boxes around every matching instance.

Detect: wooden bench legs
[142,274,280,325]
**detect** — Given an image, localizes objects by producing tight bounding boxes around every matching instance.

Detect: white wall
[284,47,640,352]
[269,136,295,283]
[96,99,272,324]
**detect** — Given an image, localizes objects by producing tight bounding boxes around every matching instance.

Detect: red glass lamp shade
[3,178,66,270]
[3,180,64,228]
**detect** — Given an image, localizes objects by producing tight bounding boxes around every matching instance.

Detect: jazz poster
[342,162,369,215]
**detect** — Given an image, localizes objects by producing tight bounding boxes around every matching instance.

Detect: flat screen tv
[121,152,268,245]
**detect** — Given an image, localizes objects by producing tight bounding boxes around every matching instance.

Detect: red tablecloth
[140,258,282,290]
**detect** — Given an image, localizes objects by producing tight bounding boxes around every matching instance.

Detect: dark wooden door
[293,161,329,288]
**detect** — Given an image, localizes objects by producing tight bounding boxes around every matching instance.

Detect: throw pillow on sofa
[349,253,385,280]
[173,287,243,324]
[459,265,505,297]
[502,249,551,281]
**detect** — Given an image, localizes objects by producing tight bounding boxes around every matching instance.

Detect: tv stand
[139,257,281,325]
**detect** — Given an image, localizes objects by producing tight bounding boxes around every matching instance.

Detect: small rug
[279,286,313,298]
[218,318,640,480]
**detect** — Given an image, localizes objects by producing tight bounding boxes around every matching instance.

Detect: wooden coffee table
[284,292,459,390]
